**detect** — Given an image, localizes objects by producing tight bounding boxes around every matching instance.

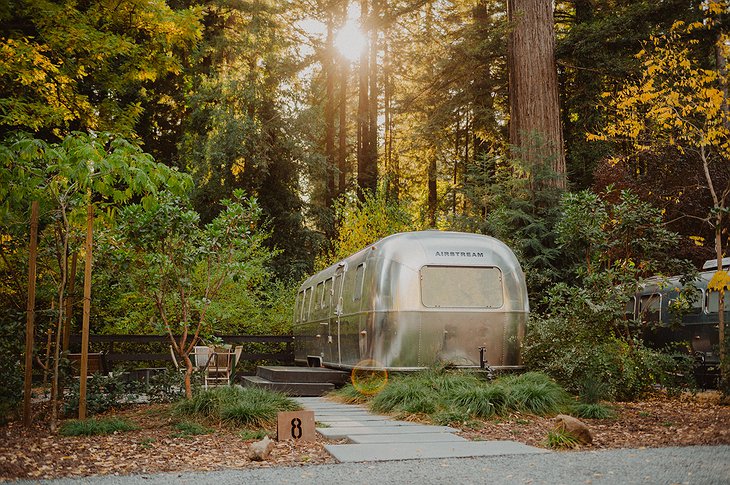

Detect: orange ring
[350,359,388,395]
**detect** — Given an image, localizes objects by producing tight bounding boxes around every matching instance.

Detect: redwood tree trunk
[507,0,566,188]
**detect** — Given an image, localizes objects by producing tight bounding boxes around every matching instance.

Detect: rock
[247,435,275,461]
[554,414,593,445]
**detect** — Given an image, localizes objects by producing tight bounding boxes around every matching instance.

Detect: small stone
[247,436,274,461]
[554,414,593,445]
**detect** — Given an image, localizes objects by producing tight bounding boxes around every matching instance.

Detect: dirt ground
[1,391,728,481]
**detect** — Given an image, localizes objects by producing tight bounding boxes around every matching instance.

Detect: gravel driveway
[21,445,730,485]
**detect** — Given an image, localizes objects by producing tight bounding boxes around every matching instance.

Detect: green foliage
[570,403,616,420]
[339,369,569,422]
[323,190,415,268]
[173,386,299,427]
[240,429,269,440]
[173,421,213,437]
[0,0,201,137]
[64,372,144,417]
[0,308,23,423]
[524,314,694,401]
[498,372,571,415]
[545,429,580,450]
[146,370,187,404]
[59,417,139,436]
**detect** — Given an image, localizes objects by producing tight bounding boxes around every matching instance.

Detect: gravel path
[20,445,730,485]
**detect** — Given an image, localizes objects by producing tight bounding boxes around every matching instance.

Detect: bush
[174,386,299,427]
[524,314,695,401]
[59,417,139,436]
[64,372,144,417]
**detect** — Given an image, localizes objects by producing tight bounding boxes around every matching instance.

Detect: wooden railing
[67,334,295,368]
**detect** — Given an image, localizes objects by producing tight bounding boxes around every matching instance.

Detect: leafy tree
[449,144,563,305]
[555,0,715,189]
[321,189,415,268]
[113,191,271,398]
[179,0,317,280]
[524,188,695,399]
[0,0,201,139]
[591,9,729,390]
[0,131,191,425]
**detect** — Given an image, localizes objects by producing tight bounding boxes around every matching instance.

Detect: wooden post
[23,201,39,427]
[62,253,77,352]
[78,203,93,419]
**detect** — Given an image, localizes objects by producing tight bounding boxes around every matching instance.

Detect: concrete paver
[324,440,548,462]
[295,397,548,463]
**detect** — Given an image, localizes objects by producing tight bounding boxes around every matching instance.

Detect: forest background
[0,0,729,416]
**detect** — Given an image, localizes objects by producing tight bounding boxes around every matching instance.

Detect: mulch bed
[1,391,728,481]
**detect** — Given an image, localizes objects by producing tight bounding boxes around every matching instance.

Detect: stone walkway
[295,397,548,463]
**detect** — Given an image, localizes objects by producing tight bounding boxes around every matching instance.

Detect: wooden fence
[67,334,295,369]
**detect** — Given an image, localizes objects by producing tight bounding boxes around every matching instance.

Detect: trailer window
[294,291,302,323]
[420,266,503,308]
[354,264,365,301]
[302,287,312,320]
[323,278,333,310]
[315,282,324,310]
[639,293,661,323]
[706,290,728,314]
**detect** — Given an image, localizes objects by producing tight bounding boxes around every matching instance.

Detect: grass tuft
[448,385,508,418]
[240,429,269,440]
[174,386,299,427]
[545,429,580,449]
[173,421,213,437]
[59,417,139,436]
[570,403,616,420]
[498,372,570,415]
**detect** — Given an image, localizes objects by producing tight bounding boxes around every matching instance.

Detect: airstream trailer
[630,261,726,379]
[292,231,529,371]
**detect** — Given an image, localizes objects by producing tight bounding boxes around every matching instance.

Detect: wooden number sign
[276,410,315,442]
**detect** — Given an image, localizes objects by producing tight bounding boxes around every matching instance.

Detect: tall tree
[507,0,566,188]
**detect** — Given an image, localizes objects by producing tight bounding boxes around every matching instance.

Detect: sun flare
[335,21,366,62]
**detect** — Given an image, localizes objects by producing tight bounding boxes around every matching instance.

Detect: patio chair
[204,347,235,388]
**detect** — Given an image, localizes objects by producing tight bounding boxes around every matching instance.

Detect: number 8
[291,417,302,439]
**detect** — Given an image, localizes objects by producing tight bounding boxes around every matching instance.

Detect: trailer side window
[323,278,333,311]
[302,287,312,320]
[639,293,661,323]
[354,264,365,301]
[314,282,324,310]
[706,290,727,314]
[420,266,503,308]
[294,291,302,323]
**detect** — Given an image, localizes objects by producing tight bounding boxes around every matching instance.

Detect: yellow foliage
[708,270,730,292]
[689,235,705,247]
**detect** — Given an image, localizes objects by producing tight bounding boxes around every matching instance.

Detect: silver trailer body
[293,231,529,371]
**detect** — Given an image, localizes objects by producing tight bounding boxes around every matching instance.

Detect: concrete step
[242,375,334,397]
[256,365,350,385]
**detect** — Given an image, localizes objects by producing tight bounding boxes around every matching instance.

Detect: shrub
[174,386,299,427]
[59,417,139,436]
[64,372,144,417]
